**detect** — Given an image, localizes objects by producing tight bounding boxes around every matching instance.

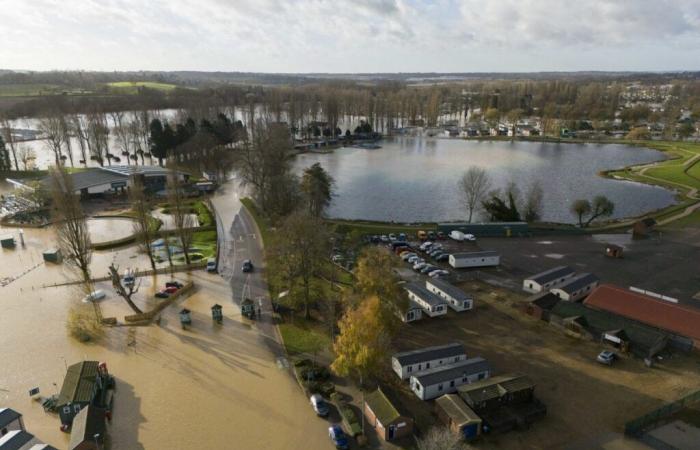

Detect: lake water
[293,138,676,223]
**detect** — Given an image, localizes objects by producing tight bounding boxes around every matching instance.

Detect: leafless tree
[417,426,474,450]
[167,170,195,265]
[59,115,75,167]
[87,112,110,166]
[458,166,491,223]
[130,177,157,271]
[108,264,143,314]
[38,115,65,165]
[111,111,133,165]
[523,180,544,222]
[71,115,90,166]
[17,145,36,171]
[0,117,19,171]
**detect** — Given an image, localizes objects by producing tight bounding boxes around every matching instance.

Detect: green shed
[1,234,16,248]
[43,248,62,263]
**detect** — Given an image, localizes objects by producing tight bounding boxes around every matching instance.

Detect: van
[449,230,466,241]
[206,258,217,272]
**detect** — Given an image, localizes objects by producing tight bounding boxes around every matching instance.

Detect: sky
[1,0,700,73]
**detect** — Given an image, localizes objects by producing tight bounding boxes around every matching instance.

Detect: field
[106,81,179,93]
[387,281,700,450]
[0,83,64,97]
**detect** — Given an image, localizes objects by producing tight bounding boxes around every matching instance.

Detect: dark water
[292,138,677,223]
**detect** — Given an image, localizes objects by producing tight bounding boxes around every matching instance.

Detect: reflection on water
[293,138,677,223]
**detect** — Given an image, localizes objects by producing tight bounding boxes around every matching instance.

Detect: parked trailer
[449,251,500,269]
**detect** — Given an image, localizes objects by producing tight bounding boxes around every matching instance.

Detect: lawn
[278,320,332,355]
[0,83,61,97]
[106,81,179,93]
[160,200,215,227]
[241,198,272,243]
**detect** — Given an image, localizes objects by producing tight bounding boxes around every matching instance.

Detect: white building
[0,408,24,436]
[426,279,473,312]
[522,266,576,294]
[404,283,448,317]
[410,357,491,400]
[399,301,423,323]
[550,273,599,301]
[391,343,467,380]
[449,251,500,269]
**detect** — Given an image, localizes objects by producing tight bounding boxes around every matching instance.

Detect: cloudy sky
[1,0,700,73]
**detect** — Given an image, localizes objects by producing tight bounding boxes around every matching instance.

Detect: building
[449,251,500,269]
[398,301,423,323]
[392,343,467,380]
[0,235,15,249]
[605,244,624,258]
[403,283,448,317]
[520,292,561,321]
[435,394,482,441]
[426,279,473,312]
[363,388,413,442]
[410,357,491,400]
[0,409,23,436]
[437,222,528,237]
[57,361,113,427]
[522,266,575,294]
[632,217,657,238]
[584,284,700,349]
[550,273,599,301]
[68,406,105,450]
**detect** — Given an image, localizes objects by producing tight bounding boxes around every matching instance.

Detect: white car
[83,290,106,302]
[429,269,449,278]
[419,241,433,251]
[413,262,428,271]
[464,233,476,242]
[206,258,217,272]
[408,255,422,264]
[401,252,417,261]
[310,394,329,417]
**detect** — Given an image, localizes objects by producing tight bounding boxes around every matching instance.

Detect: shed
[57,361,101,427]
[211,304,223,323]
[0,408,24,436]
[520,292,561,321]
[403,283,447,317]
[0,235,16,249]
[410,357,491,400]
[458,374,535,412]
[392,343,467,380]
[42,249,62,264]
[364,388,413,441]
[605,244,624,258]
[68,406,105,450]
[633,217,657,238]
[435,394,482,440]
[449,251,500,269]
[550,273,599,301]
[426,279,473,312]
[522,266,575,293]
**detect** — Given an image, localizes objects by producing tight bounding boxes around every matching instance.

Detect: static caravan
[399,301,423,323]
[410,357,491,400]
[522,266,575,294]
[404,283,448,317]
[391,343,467,380]
[449,251,500,269]
[426,279,473,312]
[550,273,599,302]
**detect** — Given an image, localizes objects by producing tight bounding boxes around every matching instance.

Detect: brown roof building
[584,285,700,347]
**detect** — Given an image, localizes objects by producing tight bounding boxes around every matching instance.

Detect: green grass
[160,200,215,227]
[0,83,61,97]
[106,81,179,94]
[278,320,331,355]
[659,209,700,229]
[241,198,272,244]
[191,230,217,259]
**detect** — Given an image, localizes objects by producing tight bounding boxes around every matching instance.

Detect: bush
[67,305,104,342]
[338,403,362,436]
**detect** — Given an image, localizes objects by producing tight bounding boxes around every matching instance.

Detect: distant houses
[0,408,58,450]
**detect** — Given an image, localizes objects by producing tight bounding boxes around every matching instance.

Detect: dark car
[370,235,380,244]
[421,265,438,274]
[398,233,407,242]
[435,253,450,262]
[242,259,253,273]
[155,289,170,298]
[328,425,349,450]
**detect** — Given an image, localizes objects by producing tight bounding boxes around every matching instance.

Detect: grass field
[278,320,332,355]
[0,83,61,97]
[617,141,700,193]
[106,81,179,93]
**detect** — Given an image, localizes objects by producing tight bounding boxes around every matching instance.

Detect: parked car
[408,255,422,264]
[164,286,179,294]
[328,425,349,450]
[331,254,345,263]
[206,258,217,272]
[310,394,330,417]
[83,290,106,302]
[429,269,450,278]
[380,235,390,243]
[431,251,445,260]
[421,265,438,274]
[369,235,380,244]
[428,249,443,257]
[413,262,428,271]
[436,231,446,240]
[123,269,135,287]
[166,280,183,289]
[242,259,254,272]
[427,231,437,240]
[398,233,407,241]
[399,249,412,257]
[419,241,433,251]
[449,230,466,241]
[464,233,476,242]
[401,252,417,261]
[388,233,397,242]
[597,350,617,366]
[155,289,170,298]
[435,253,450,262]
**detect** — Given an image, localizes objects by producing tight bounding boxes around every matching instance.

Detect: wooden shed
[633,217,657,238]
[363,388,413,441]
[605,244,624,258]
[68,405,105,450]
[435,394,482,441]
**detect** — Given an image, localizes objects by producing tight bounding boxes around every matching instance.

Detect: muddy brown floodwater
[0,225,332,449]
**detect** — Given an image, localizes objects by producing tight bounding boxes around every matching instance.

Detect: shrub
[67,305,104,342]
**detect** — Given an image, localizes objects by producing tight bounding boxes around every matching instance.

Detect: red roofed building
[584,285,700,348]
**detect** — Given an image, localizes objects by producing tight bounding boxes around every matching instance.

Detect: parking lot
[387,282,700,450]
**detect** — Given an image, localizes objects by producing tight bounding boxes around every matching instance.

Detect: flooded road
[0,180,334,449]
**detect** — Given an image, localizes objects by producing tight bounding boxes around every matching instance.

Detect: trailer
[449,251,500,269]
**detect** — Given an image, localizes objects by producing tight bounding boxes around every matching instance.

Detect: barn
[522,266,575,294]
[363,388,413,441]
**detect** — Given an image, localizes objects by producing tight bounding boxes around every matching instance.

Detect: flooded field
[87,217,137,244]
[0,224,331,449]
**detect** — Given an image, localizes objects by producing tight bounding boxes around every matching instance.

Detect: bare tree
[167,170,195,265]
[71,115,90,166]
[130,177,157,271]
[458,166,491,223]
[108,264,143,314]
[17,145,36,171]
[59,115,74,167]
[523,180,544,222]
[87,112,110,166]
[0,117,19,171]
[38,115,65,165]
[111,111,133,165]
[417,426,473,450]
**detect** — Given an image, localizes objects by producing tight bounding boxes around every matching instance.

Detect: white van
[449,230,465,241]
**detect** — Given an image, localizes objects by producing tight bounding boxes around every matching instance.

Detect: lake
[292,138,676,224]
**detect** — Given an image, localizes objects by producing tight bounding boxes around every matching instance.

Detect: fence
[624,390,700,436]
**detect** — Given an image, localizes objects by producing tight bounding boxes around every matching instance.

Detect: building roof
[68,406,105,450]
[0,430,35,450]
[58,361,99,406]
[0,408,21,429]
[406,300,422,311]
[393,342,466,366]
[413,357,490,387]
[584,284,700,342]
[525,266,575,285]
[404,283,447,308]
[552,273,598,294]
[364,388,403,425]
[451,251,500,259]
[527,292,561,310]
[435,394,481,427]
[39,168,127,192]
[426,279,472,302]
[457,374,532,405]
[100,165,176,177]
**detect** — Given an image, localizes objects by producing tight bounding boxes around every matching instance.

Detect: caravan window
[407,366,412,373]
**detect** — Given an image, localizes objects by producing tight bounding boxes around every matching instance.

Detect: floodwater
[86,217,137,244]
[293,138,677,223]
[151,208,199,230]
[0,223,331,449]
